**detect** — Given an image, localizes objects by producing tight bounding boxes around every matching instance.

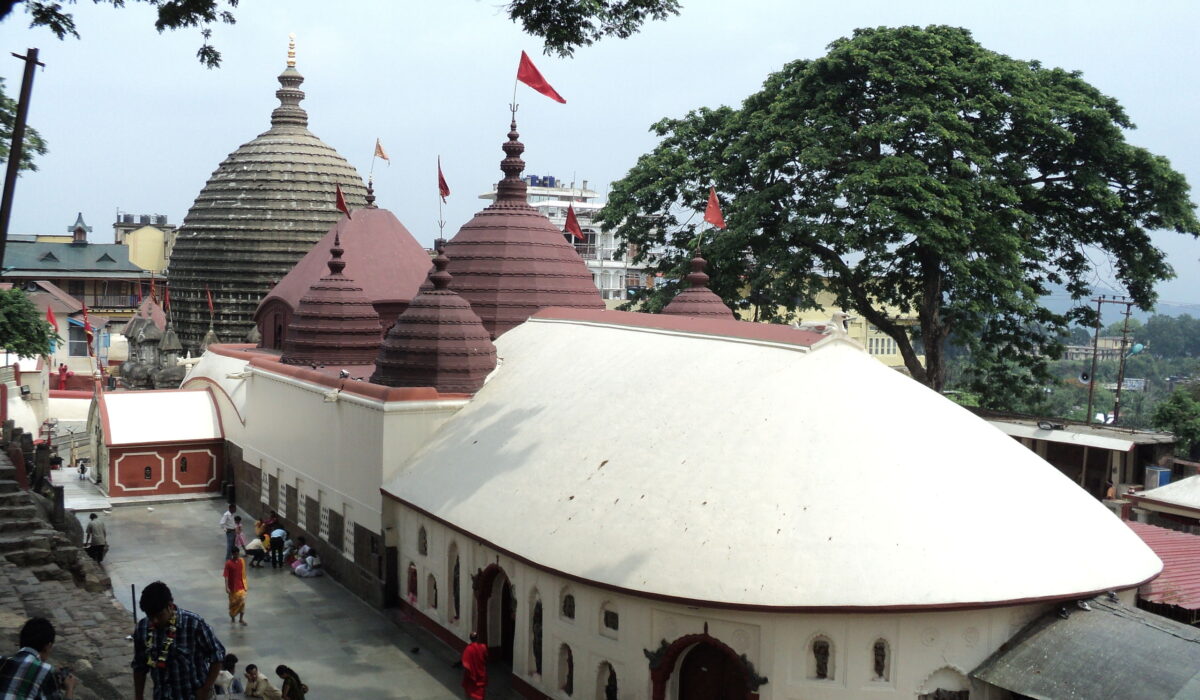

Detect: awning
[989,420,1136,451]
[972,598,1200,699]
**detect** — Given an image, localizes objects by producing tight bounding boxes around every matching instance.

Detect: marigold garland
[146,612,177,669]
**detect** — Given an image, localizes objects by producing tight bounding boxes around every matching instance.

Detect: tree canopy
[598,25,1199,400]
[0,288,55,358]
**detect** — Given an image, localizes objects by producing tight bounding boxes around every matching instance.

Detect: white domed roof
[383,310,1160,609]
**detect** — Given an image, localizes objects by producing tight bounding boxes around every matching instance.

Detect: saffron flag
[438,157,450,203]
[704,187,726,230]
[45,306,58,333]
[564,204,585,241]
[374,138,390,163]
[335,184,352,220]
[517,50,566,103]
[205,285,215,316]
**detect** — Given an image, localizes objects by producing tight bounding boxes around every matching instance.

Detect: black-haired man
[0,617,77,698]
[131,581,225,700]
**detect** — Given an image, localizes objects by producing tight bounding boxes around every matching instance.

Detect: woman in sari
[276,665,307,700]
[223,550,248,625]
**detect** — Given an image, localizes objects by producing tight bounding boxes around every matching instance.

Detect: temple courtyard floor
[74,499,512,699]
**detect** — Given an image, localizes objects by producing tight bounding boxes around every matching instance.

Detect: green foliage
[508,0,681,57]
[0,78,47,172]
[8,0,240,68]
[598,25,1199,393]
[1136,314,1200,358]
[0,288,55,358]
[1153,389,1200,455]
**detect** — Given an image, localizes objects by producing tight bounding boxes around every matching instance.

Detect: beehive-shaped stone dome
[443,118,602,339]
[281,232,382,367]
[371,250,496,393]
[169,38,367,352]
[662,255,734,319]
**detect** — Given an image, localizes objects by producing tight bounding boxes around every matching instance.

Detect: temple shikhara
[22,38,1170,700]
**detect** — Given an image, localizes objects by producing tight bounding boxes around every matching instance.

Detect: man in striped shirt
[0,617,76,699]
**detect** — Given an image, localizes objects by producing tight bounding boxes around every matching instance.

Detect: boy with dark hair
[0,617,77,698]
[131,581,225,700]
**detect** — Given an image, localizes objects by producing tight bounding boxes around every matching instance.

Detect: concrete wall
[107,440,223,497]
[390,502,1035,700]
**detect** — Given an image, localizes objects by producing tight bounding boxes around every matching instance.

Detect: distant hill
[1041,285,1200,322]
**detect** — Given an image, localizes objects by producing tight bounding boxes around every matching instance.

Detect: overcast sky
[1,0,1197,310]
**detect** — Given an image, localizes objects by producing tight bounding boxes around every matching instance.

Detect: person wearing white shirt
[219,504,238,558]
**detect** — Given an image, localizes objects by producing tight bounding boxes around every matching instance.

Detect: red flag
[136,282,143,304]
[438,157,450,203]
[563,204,585,241]
[150,277,157,302]
[164,285,170,312]
[205,285,215,315]
[335,184,352,220]
[45,306,58,333]
[704,187,726,229]
[517,51,566,103]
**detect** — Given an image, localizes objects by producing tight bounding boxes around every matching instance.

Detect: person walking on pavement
[0,617,77,699]
[219,504,237,559]
[84,512,108,564]
[460,632,488,700]
[132,580,226,700]
[223,550,248,626]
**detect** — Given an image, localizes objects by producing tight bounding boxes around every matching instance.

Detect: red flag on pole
[45,306,58,333]
[150,277,157,302]
[335,184,352,220]
[205,285,215,316]
[564,204,585,241]
[704,187,726,230]
[81,302,94,356]
[136,282,143,304]
[517,51,566,103]
[438,157,450,203]
[164,285,170,312]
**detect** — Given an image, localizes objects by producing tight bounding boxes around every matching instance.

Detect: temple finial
[328,231,345,276]
[287,33,296,68]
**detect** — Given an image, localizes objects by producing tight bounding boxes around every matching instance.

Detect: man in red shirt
[461,632,488,700]
[223,551,248,625]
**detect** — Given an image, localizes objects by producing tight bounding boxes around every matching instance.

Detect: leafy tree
[0,288,55,358]
[1153,388,1200,457]
[599,25,1199,397]
[1062,326,1092,346]
[508,0,681,57]
[0,77,46,172]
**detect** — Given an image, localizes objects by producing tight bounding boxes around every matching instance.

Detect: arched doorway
[474,565,516,665]
[678,642,745,700]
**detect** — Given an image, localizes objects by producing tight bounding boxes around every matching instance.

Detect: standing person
[460,632,488,700]
[274,666,306,700]
[242,665,279,700]
[131,580,225,700]
[0,617,77,699]
[268,527,287,570]
[233,516,246,554]
[219,504,237,558]
[84,512,108,564]
[223,550,248,626]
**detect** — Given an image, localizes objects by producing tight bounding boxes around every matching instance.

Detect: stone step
[29,563,71,582]
[0,480,19,494]
[5,546,52,566]
[0,503,37,520]
[0,491,28,506]
[0,518,44,534]
[0,465,15,480]
[0,529,57,553]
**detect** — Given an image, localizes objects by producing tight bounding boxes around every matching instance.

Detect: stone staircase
[0,462,106,587]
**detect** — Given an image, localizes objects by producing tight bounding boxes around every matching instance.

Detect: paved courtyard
[79,499,484,699]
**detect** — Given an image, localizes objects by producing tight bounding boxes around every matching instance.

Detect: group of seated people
[216,653,308,699]
[243,512,323,577]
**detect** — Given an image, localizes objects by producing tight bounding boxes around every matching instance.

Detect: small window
[873,639,890,681]
[68,325,89,357]
[561,591,576,620]
[143,466,153,480]
[417,526,428,556]
[598,662,617,700]
[530,597,543,675]
[180,457,188,473]
[559,644,574,696]
[603,610,618,631]
[426,573,438,610]
[406,563,418,604]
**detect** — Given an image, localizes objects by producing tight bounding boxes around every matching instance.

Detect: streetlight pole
[0,49,45,274]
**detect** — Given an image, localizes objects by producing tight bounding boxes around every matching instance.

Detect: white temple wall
[390,502,1043,700]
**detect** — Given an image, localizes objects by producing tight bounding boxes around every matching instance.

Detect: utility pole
[0,48,44,276]
[1084,296,1105,425]
[1112,298,1136,425]
[1084,295,1137,425]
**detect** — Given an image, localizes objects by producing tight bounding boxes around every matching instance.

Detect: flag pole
[437,164,445,243]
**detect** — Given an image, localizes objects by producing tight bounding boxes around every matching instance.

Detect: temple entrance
[474,565,516,665]
[678,642,745,700]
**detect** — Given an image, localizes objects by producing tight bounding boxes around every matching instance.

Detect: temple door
[678,642,743,700]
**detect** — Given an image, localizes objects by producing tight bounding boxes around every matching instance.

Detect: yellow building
[114,213,177,273]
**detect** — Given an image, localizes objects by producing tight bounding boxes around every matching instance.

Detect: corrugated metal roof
[1127,521,1200,610]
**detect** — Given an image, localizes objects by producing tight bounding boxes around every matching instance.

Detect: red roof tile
[1126,520,1200,609]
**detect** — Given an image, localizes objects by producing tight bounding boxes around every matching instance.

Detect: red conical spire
[443,118,602,339]
[281,231,382,366]
[662,254,735,319]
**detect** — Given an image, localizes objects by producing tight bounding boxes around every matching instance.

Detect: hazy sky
[1,0,1197,309]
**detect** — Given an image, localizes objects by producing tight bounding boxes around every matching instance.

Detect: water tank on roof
[529,175,541,187]
[156,215,168,225]
[122,214,133,223]
[139,215,151,224]
[547,176,556,187]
